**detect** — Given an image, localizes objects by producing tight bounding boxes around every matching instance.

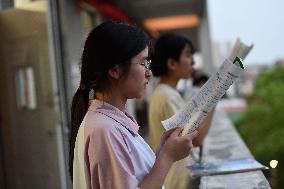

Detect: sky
[207,0,284,64]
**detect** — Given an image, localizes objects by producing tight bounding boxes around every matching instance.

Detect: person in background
[69,21,198,189]
[191,69,212,162]
[148,33,215,189]
[183,69,210,102]
[190,70,228,100]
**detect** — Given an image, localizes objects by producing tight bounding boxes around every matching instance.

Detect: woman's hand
[140,128,198,189]
[155,127,177,156]
[157,128,198,163]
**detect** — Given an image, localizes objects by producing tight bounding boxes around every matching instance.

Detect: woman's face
[176,44,194,79]
[119,46,152,99]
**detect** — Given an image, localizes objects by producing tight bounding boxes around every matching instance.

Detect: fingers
[188,130,198,140]
[161,128,178,141]
[159,128,198,162]
[157,128,181,155]
[164,127,179,136]
[169,127,182,137]
[180,130,198,145]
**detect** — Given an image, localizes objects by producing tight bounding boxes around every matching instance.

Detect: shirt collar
[88,99,139,135]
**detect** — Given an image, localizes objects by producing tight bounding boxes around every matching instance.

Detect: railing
[199,108,271,189]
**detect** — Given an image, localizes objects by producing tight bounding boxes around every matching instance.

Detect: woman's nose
[145,69,152,78]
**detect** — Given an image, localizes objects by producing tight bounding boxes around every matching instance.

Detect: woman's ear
[167,58,178,71]
[108,64,122,79]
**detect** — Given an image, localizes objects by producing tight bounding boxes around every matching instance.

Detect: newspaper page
[229,38,253,62]
[162,58,243,135]
[161,39,253,136]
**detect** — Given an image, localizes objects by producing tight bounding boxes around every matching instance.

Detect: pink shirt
[73,100,163,189]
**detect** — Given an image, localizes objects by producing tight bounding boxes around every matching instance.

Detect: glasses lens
[146,60,151,69]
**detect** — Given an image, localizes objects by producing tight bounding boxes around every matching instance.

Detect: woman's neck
[95,91,127,112]
[159,75,179,89]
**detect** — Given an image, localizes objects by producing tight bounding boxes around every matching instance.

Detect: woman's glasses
[138,59,151,69]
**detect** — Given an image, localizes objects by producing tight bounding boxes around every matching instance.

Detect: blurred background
[0,0,283,188]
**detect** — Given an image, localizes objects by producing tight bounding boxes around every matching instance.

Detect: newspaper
[229,38,253,62]
[161,39,253,135]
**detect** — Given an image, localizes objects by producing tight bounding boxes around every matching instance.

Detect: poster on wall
[15,67,37,110]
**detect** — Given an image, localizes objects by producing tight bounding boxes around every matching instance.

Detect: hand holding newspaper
[161,38,253,136]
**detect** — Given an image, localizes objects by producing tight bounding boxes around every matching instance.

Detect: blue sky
[207,0,284,64]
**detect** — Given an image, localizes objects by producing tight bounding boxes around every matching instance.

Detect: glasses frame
[138,59,151,69]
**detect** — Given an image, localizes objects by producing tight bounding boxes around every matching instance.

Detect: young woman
[69,21,198,189]
[149,33,215,189]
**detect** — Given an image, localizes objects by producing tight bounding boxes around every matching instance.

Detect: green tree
[237,66,284,188]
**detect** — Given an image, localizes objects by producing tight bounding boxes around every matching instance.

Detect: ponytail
[69,85,89,180]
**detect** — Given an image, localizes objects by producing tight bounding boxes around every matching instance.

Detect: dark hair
[69,20,150,179]
[192,70,209,87]
[150,33,195,76]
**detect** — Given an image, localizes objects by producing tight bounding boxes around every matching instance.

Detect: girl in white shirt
[149,33,214,189]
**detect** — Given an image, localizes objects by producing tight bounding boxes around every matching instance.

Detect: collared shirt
[73,100,163,189]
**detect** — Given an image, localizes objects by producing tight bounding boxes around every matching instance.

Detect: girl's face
[175,44,194,79]
[119,46,152,99]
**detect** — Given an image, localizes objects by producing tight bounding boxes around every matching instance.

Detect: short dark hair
[150,33,194,76]
[192,70,209,87]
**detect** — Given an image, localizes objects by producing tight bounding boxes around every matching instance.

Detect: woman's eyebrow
[139,56,148,61]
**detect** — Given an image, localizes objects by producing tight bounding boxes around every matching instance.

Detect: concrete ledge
[199,108,271,189]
